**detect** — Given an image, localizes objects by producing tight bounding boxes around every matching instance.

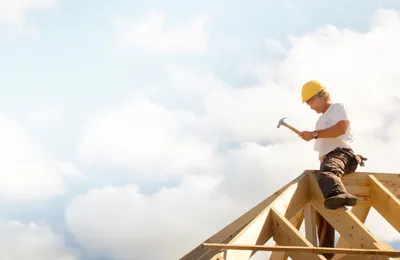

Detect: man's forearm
[316,120,349,138]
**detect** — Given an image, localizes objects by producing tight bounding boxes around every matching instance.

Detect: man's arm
[316,120,350,138]
[299,120,349,141]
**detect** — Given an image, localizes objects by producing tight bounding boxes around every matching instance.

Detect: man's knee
[320,160,344,176]
[317,172,331,184]
[317,172,337,198]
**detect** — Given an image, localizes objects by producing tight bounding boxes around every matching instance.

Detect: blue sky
[1,0,400,259]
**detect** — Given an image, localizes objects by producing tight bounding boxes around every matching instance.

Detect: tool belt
[320,147,368,168]
[354,153,368,166]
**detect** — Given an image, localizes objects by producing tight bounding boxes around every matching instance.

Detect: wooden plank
[307,173,393,260]
[179,173,308,260]
[304,204,318,246]
[303,170,400,206]
[269,210,304,260]
[182,170,400,259]
[334,205,371,260]
[270,208,325,260]
[304,170,400,187]
[334,242,398,260]
[203,243,400,257]
[333,241,397,260]
[368,175,400,232]
[272,174,309,218]
[223,206,273,260]
[269,173,309,260]
[303,170,400,183]
[223,175,310,260]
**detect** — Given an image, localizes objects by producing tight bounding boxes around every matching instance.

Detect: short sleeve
[333,103,350,124]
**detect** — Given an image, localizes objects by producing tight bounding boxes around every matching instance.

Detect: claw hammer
[277,117,301,135]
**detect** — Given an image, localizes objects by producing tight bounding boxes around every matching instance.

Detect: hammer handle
[283,123,301,135]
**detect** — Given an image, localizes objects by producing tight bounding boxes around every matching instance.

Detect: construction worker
[298,80,367,259]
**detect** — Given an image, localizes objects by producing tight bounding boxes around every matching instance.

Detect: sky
[1,0,400,259]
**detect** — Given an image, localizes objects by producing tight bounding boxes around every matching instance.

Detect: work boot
[324,193,357,210]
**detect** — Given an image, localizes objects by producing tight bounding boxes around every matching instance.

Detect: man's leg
[318,149,358,210]
[315,149,361,259]
[315,150,349,260]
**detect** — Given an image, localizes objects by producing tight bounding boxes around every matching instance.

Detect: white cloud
[71,140,317,260]
[165,65,312,143]
[28,105,63,125]
[0,0,56,33]
[217,142,316,203]
[0,116,82,200]
[65,175,239,260]
[78,98,216,180]
[77,67,312,181]
[116,11,208,54]
[72,7,400,259]
[265,38,288,56]
[0,219,79,260]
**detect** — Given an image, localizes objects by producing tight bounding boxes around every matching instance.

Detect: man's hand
[299,131,314,141]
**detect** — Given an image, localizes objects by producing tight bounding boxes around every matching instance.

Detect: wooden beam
[203,243,400,257]
[334,242,397,260]
[334,205,371,260]
[270,208,325,260]
[225,173,308,260]
[269,175,309,260]
[269,209,304,260]
[223,175,310,260]
[304,170,400,205]
[368,175,400,232]
[272,174,309,218]
[222,205,273,260]
[304,204,318,247]
[181,170,400,260]
[179,173,308,260]
[307,173,394,260]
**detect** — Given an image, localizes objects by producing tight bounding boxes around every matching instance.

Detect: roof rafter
[180,170,400,260]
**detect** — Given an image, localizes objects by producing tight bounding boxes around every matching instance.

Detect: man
[298,80,367,259]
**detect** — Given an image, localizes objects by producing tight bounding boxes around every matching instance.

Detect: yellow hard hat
[301,80,326,103]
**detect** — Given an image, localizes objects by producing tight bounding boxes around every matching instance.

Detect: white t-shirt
[314,103,354,159]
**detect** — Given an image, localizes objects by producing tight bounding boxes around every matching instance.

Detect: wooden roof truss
[180,170,400,260]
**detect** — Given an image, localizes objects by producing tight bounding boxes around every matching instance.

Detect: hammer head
[277,117,287,128]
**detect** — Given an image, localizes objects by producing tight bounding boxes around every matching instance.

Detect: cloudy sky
[1,0,400,259]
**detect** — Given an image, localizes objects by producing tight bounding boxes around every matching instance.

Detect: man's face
[306,95,325,113]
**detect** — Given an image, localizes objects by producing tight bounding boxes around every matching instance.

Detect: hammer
[277,117,301,135]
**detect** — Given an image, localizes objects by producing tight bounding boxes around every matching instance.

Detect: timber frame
[180,170,400,260]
